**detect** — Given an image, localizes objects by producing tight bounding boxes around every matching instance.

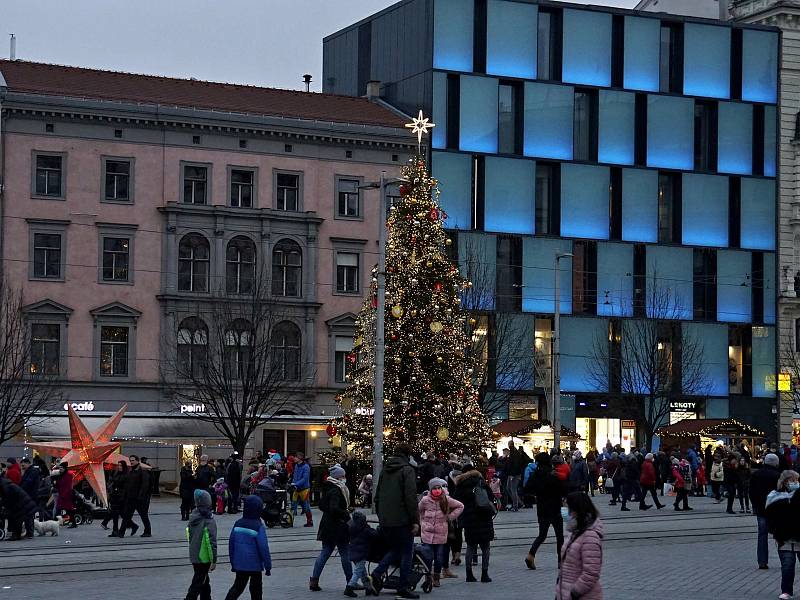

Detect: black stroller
[71,490,107,525]
[255,479,293,528]
[0,498,7,541]
[368,532,433,594]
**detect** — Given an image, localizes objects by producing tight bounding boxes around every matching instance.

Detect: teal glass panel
[486,0,537,79]
[432,151,472,230]
[433,0,474,71]
[524,82,573,160]
[484,156,535,235]
[622,168,658,243]
[522,237,572,313]
[717,249,751,323]
[561,164,609,240]
[682,173,729,248]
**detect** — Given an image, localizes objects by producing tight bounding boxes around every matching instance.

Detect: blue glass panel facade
[598,90,635,165]
[486,0,537,79]
[765,106,777,177]
[623,16,660,92]
[752,326,775,398]
[433,0,474,71]
[458,232,496,310]
[522,237,572,313]
[597,243,633,317]
[562,9,612,87]
[741,178,775,251]
[764,252,776,325]
[561,164,609,240]
[484,157,535,235]
[742,30,778,104]
[496,314,534,390]
[561,317,608,392]
[683,323,728,397]
[460,75,498,153]
[682,174,729,247]
[432,72,448,150]
[524,82,573,160]
[622,168,658,243]
[432,151,472,229]
[647,95,694,170]
[684,23,731,99]
[717,250,752,323]
[645,246,693,319]
[706,398,730,419]
[718,102,753,175]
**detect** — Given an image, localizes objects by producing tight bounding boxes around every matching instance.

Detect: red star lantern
[29,404,128,507]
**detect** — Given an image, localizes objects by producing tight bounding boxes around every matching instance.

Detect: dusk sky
[2,0,639,91]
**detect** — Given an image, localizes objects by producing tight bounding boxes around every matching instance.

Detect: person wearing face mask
[750,453,781,569]
[310,465,352,594]
[765,470,800,600]
[418,478,464,587]
[555,492,603,600]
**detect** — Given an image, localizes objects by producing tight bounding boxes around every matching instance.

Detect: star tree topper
[28,404,129,507]
[405,109,435,151]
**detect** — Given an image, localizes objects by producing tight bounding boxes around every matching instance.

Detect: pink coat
[556,518,604,600]
[417,493,464,545]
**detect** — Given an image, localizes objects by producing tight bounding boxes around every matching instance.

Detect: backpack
[473,481,497,516]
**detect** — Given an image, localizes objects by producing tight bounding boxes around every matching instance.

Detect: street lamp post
[552,252,573,452]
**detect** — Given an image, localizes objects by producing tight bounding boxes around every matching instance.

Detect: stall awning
[492,419,581,440]
[656,418,765,439]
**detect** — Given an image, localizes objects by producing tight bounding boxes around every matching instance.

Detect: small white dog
[33,517,63,536]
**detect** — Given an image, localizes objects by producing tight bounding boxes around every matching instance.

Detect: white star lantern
[405,109,435,148]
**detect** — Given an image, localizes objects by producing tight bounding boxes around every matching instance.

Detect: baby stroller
[255,479,293,528]
[368,533,433,594]
[0,498,7,541]
[70,490,107,525]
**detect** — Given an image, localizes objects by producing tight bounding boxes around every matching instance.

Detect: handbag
[604,469,618,489]
[473,483,497,516]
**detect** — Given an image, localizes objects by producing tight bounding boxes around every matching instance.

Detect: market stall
[656,418,765,452]
[492,419,581,456]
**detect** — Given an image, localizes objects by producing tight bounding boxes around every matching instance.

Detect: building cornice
[157,202,325,225]
[732,0,800,27]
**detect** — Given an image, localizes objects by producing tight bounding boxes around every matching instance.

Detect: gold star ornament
[405,109,435,147]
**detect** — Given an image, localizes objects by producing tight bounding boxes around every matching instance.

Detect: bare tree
[161,271,311,455]
[779,331,800,430]
[587,277,710,450]
[0,283,62,446]
[459,233,534,420]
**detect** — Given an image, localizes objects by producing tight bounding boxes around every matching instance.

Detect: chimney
[302,74,312,92]
[720,0,729,21]
[366,80,382,100]
[9,34,15,60]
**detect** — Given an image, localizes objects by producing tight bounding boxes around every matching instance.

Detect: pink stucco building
[0,60,412,482]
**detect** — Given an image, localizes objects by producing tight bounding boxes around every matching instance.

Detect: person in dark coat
[621,455,651,511]
[525,452,565,570]
[346,510,378,596]
[452,463,494,583]
[225,453,243,515]
[119,455,151,537]
[750,453,781,569]
[53,462,77,527]
[309,465,352,594]
[19,458,42,532]
[724,455,740,515]
[102,461,127,536]
[0,478,37,540]
[195,455,216,506]
[342,453,361,506]
[180,462,197,521]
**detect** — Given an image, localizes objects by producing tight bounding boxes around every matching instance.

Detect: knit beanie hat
[194,489,212,509]
[428,477,447,490]
[764,453,779,467]
[329,465,346,479]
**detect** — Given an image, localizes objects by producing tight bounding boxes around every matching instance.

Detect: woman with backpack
[452,462,495,583]
[671,458,692,511]
[418,477,464,587]
[555,492,604,600]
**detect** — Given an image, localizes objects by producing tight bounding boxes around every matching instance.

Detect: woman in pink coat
[556,491,604,600]
[418,477,464,587]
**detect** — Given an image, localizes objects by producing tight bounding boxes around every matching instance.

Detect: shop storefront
[669,400,701,425]
[574,418,636,454]
[492,420,581,456]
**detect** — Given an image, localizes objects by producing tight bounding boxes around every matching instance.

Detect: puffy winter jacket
[639,460,656,487]
[418,492,463,545]
[671,465,688,489]
[228,495,271,573]
[556,519,604,600]
[292,461,310,491]
[348,511,378,563]
[710,461,724,483]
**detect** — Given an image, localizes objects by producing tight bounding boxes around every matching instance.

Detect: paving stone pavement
[0,492,782,600]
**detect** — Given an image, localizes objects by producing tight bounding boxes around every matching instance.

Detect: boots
[525,553,536,570]
[343,586,357,597]
[481,570,492,583]
[465,568,477,583]
[309,577,321,592]
[639,502,652,510]
[304,512,314,528]
[442,567,458,578]
[432,574,440,588]
[451,551,462,566]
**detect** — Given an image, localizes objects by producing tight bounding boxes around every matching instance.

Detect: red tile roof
[0,60,407,129]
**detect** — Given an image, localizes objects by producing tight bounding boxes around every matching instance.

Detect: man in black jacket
[0,478,37,541]
[19,458,41,536]
[119,455,151,537]
[750,453,781,569]
[525,453,564,570]
[506,441,527,511]
[225,452,242,514]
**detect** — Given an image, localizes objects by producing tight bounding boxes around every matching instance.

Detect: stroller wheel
[280,512,294,528]
[421,577,433,593]
[0,529,5,541]
[73,514,84,526]
[86,518,93,524]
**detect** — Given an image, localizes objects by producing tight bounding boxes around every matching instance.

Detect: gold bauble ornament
[469,318,477,326]
[430,321,443,334]
[436,427,449,441]
[391,305,404,318]
[445,238,452,246]
[410,309,418,317]
[436,356,444,363]
[394,357,402,364]
[426,260,433,268]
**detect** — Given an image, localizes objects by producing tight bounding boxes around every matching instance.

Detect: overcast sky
[2,0,639,91]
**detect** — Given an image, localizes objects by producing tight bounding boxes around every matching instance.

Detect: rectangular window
[486,0,537,79]
[433,0,474,71]
[432,152,472,230]
[657,173,679,244]
[573,89,598,162]
[100,326,128,377]
[524,82,573,160]
[336,252,359,293]
[682,173,728,248]
[498,83,517,155]
[104,160,131,201]
[102,237,130,282]
[598,90,635,166]
[572,240,597,315]
[597,242,633,317]
[183,165,208,204]
[560,164,609,240]
[646,246,694,320]
[728,326,749,395]
[659,23,683,94]
[740,178,775,251]
[230,169,254,208]
[30,323,60,376]
[717,249,751,323]
[496,235,522,312]
[623,16,660,92]
[683,23,731,99]
[694,101,718,172]
[647,95,694,170]
[535,162,559,236]
[693,248,717,321]
[622,169,658,243]
[742,30,778,103]
[562,9,612,87]
[522,237,572,314]
[336,179,360,218]
[35,155,63,197]
[537,9,561,82]
[33,233,62,279]
[276,173,299,211]
[718,102,753,175]
[459,75,499,153]
[484,156,535,235]
[334,336,353,384]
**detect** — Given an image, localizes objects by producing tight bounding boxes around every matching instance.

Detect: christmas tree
[332,152,492,460]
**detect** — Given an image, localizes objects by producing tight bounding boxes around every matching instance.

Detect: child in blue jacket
[224,495,272,600]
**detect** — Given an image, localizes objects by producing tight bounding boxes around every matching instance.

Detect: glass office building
[324,0,780,441]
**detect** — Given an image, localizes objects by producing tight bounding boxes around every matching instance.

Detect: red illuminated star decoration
[28,404,128,507]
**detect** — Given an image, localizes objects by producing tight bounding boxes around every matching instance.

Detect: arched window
[225,318,253,380]
[271,239,302,297]
[178,234,210,292]
[226,236,256,294]
[271,321,301,381]
[177,317,208,378]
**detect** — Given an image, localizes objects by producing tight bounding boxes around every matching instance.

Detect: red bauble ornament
[326,424,337,437]
[434,282,443,292]
[371,295,378,308]
[428,208,439,221]
[399,184,409,196]
[347,352,356,364]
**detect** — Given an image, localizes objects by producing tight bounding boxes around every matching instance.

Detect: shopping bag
[663,483,675,497]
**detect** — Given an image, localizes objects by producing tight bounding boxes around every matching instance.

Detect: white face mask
[788,482,800,492]
[560,506,570,520]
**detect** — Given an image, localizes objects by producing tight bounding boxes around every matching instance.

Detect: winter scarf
[326,476,350,510]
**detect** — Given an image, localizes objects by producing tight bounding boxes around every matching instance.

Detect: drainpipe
[720,0,729,21]
[0,69,8,285]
